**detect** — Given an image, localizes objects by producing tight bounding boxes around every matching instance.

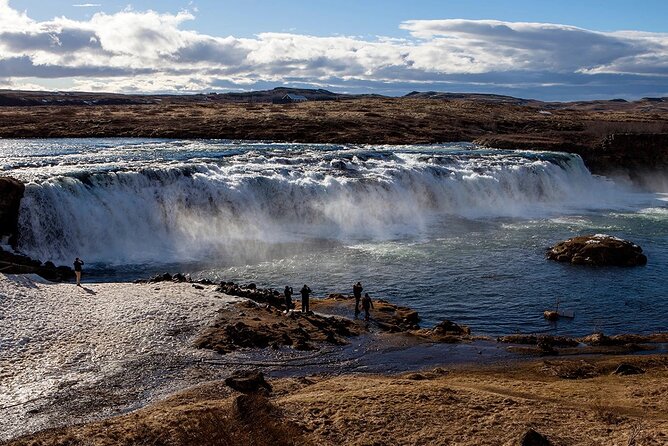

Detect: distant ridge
[0,87,666,107]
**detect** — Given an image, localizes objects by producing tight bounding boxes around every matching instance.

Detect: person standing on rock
[73,257,84,287]
[361,292,374,321]
[353,281,363,317]
[284,285,294,311]
[300,284,312,313]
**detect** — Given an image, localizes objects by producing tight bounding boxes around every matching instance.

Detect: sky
[1,0,667,100]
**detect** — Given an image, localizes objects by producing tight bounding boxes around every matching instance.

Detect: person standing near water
[73,257,84,287]
[284,285,294,311]
[361,292,373,321]
[353,281,363,316]
[300,284,312,313]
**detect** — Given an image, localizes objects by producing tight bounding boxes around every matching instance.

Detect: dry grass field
[6,355,667,446]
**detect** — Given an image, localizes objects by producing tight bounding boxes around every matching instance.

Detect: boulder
[547,234,647,267]
[520,428,551,446]
[0,177,25,248]
[431,319,471,336]
[225,370,272,394]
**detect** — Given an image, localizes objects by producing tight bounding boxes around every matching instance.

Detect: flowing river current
[2,138,667,336]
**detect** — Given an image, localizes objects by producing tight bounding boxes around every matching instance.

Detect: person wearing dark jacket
[361,292,374,321]
[300,284,312,313]
[284,286,294,311]
[353,281,363,316]
[73,257,84,287]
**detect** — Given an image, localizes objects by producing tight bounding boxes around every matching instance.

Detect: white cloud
[72,3,101,7]
[0,1,667,98]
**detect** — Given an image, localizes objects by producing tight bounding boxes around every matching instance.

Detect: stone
[612,363,645,376]
[225,370,272,394]
[0,176,25,248]
[432,319,471,336]
[520,428,551,446]
[547,234,647,266]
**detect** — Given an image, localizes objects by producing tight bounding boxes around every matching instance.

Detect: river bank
[1,274,667,444]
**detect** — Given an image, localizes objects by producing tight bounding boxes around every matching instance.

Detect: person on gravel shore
[73,257,84,287]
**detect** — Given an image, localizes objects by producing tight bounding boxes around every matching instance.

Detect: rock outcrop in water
[0,176,24,248]
[547,234,647,266]
[0,248,75,281]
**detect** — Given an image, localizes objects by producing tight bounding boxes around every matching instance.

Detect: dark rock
[520,428,551,446]
[0,246,73,281]
[612,363,645,376]
[0,177,25,248]
[172,272,187,282]
[432,320,471,336]
[192,284,204,290]
[547,234,647,267]
[225,370,272,394]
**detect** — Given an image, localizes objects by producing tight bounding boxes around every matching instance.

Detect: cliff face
[0,177,25,248]
[587,133,668,184]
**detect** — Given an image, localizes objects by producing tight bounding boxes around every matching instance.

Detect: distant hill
[1,87,665,110]
[0,87,377,107]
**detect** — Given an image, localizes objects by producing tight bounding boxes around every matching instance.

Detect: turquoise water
[2,138,666,336]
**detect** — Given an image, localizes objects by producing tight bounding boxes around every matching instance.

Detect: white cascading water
[13,143,634,264]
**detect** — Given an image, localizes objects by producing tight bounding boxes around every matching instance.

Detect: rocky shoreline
[144,274,667,359]
[1,274,667,445]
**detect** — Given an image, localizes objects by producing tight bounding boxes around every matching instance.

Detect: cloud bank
[0,1,667,99]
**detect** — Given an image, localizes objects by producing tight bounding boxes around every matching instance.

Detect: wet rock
[547,234,647,266]
[432,320,471,336]
[225,370,272,394]
[0,176,25,248]
[612,363,645,376]
[195,301,361,354]
[520,428,552,446]
[0,247,74,281]
[148,272,172,283]
[580,332,611,346]
[172,272,189,282]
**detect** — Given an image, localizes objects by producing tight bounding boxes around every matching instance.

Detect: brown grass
[6,355,668,446]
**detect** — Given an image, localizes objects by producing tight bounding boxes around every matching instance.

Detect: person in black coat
[284,285,294,311]
[73,257,84,287]
[361,292,374,321]
[353,281,363,316]
[300,284,312,313]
